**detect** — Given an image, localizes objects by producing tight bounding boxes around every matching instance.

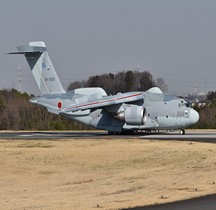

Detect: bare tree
[155,78,168,92]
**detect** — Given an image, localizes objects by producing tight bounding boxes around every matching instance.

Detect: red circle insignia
[57,101,62,109]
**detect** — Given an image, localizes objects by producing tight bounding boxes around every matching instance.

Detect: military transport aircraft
[9,42,199,135]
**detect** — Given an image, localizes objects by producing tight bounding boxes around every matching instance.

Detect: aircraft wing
[62,92,143,113]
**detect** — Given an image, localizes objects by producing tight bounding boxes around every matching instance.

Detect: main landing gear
[108,131,134,135]
[108,129,186,135]
[179,129,185,135]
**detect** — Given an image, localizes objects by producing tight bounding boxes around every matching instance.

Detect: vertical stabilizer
[10,42,65,94]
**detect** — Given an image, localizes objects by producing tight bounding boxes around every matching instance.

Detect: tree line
[67,70,168,94]
[192,91,216,129]
[0,70,216,130]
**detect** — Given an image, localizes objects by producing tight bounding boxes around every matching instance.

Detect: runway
[0,131,110,140]
[0,130,215,210]
[1,130,216,143]
[140,131,216,143]
[126,194,216,210]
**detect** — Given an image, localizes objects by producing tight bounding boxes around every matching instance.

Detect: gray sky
[1,0,216,95]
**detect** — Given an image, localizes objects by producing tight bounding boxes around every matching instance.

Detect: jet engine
[114,105,147,125]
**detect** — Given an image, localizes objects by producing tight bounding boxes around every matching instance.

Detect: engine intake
[115,106,147,125]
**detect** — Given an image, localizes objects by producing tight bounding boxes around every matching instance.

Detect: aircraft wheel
[108,131,119,135]
[108,131,113,135]
[179,129,185,135]
[121,130,134,135]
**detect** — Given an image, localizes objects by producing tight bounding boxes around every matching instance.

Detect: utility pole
[194,80,197,96]
[18,64,22,92]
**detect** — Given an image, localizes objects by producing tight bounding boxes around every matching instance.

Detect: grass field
[0,138,215,210]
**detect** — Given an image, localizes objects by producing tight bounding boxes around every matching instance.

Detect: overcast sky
[1,0,216,95]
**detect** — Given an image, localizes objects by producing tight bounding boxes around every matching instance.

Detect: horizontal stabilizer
[8,42,47,54]
[8,51,42,55]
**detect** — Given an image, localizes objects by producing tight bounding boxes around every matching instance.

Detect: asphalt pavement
[123,194,216,210]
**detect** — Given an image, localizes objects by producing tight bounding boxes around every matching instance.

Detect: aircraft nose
[190,109,199,124]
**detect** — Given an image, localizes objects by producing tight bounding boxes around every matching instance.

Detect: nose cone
[190,109,199,124]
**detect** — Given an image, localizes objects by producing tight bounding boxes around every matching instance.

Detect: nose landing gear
[179,129,185,135]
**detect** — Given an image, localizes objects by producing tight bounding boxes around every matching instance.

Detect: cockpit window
[179,99,191,108]
[185,102,191,107]
[179,100,186,107]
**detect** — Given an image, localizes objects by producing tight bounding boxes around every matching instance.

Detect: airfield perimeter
[0,130,215,210]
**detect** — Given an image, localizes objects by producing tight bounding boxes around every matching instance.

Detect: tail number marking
[44,77,55,82]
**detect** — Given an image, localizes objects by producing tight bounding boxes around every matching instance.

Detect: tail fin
[9,41,65,94]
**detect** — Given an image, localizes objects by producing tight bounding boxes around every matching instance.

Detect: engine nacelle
[115,106,147,125]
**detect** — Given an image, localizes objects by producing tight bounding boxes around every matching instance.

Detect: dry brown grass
[0,138,215,210]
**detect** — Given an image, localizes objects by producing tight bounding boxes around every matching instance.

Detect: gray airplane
[9,41,199,134]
